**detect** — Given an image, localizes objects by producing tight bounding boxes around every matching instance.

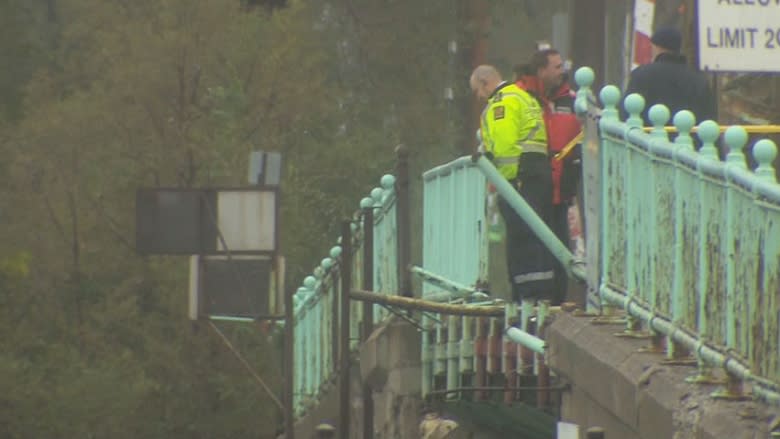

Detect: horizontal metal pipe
[208,315,259,322]
[754,384,780,405]
[472,155,584,282]
[571,264,587,283]
[410,265,481,301]
[640,125,780,134]
[426,385,567,397]
[611,123,780,138]
[755,178,780,202]
[506,327,546,355]
[350,289,504,317]
[600,284,780,399]
[422,156,476,181]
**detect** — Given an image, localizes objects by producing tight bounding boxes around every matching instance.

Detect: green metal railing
[292,65,780,428]
[420,156,489,399]
[291,173,400,418]
[575,67,780,402]
[419,155,572,410]
[422,156,490,298]
[363,175,399,322]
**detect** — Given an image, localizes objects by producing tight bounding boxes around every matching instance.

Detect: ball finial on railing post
[574,67,595,116]
[697,120,720,159]
[648,104,671,140]
[574,67,595,89]
[623,93,645,128]
[672,110,696,149]
[329,245,342,259]
[599,85,621,122]
[380,174,396,190]
[753,139,778,182]
[370,187,383,203]
[360,197,374,210]
[724,126,748,169]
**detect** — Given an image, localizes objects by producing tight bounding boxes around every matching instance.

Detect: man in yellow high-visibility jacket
[471,64,555,304]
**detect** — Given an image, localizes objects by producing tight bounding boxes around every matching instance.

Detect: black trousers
[497,153,555,303]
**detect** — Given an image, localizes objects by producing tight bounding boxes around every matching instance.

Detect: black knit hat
[651,27,682,52]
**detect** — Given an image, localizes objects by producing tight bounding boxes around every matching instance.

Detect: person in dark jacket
[514,49,582,305]
[625,27,716,125]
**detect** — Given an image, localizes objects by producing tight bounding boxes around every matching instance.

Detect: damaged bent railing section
[419,297,558,411]
[420,155,563,412]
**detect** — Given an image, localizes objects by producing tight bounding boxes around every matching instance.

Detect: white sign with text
[557,422,580,439]
[698,0,780,72]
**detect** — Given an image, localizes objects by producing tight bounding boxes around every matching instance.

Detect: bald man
[471,65,555,306]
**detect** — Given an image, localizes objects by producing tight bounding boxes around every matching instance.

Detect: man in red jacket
[514,49,582,305]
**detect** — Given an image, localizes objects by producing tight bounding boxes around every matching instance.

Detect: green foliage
[0,1,48,122]
[0,0,501,436]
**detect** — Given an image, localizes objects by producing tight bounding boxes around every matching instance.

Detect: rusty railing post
[284,275,295,439]
[474,317,487,401]
[339,220,352,438]
[361,206,375,439]
[395,144,412,297]
[536,300,551,409]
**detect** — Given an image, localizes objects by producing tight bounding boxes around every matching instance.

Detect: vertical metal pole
[362,208,375,339]
[503,303,518,404]
[361,209,374,439]
[283,265,295,439]
[536,300,550,409]
[395,145,412,297]
[339,221,353,438]
[332,272,340,384]
[474,317,486,401]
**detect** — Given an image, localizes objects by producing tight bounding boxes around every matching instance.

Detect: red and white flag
[632,0,655,69]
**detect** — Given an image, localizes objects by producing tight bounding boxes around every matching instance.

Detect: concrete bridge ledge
[359,318,422,394]
[548,313,779,439]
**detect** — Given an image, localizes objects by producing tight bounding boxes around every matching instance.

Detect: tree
[0,0,569,436]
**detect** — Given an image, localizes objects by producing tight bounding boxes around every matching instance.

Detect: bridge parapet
[575,66,780,404]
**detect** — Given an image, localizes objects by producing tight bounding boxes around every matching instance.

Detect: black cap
[651,27,682,52]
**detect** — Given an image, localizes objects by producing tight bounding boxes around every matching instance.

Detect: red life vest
[516,76,582,204]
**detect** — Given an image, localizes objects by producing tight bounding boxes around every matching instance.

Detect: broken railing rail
[350,288,504,317]
[350,287,555,409]
[471,154,588,284]
[409,265,490,303]
[419,152,572,409]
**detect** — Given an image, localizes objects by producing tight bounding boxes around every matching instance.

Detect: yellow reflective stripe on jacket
[493,144,547,166]
[517,142,547,154]
[492,156,521,166]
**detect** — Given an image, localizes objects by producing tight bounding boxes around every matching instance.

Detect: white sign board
[216,190,277,252]
[557,421,580,439]
[698,0,780,72]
